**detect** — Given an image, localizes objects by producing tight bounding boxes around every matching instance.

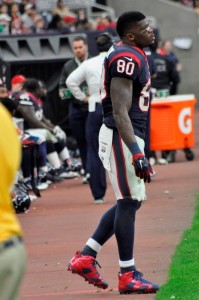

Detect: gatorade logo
[178,107,192,134]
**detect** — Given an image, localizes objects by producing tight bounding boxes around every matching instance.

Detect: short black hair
[96,32,114,52]
[116,11,146,38]
[23,78,40,93]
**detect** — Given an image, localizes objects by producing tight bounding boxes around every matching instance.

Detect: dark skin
[17,87,55,131]
[17,105,49,129]
[111,19,155,148]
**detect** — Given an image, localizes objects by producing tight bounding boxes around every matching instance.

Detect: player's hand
[132,154,153,183]
[53,126,67,142]
[83,96,90,104]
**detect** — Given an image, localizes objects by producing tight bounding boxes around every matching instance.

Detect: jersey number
[117,59,135,75]
[139,78,151,112]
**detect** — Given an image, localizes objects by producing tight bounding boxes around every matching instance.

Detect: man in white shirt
[66,32,114,203]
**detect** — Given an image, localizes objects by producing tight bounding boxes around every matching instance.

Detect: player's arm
[59,63,68,88]
[111,76,153,183]
[111,77,137,145]
[42,115,66,141]
[17,105,52,130]
[42,115,55,128]
[59,62,72,100]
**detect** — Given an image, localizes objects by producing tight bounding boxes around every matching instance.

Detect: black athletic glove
[132,153,153,183]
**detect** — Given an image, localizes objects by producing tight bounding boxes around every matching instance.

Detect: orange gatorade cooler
[150,94,197,151]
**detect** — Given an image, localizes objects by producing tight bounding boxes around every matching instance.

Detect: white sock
[59,147,70,161]
[40,166,48,173]
[86,238,102,253]
[47,152,61,169]
[119,258,135,268]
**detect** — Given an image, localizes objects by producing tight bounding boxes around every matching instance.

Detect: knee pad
[117,198,138,215]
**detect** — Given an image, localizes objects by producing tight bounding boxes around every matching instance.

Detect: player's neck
[121,38,137,48]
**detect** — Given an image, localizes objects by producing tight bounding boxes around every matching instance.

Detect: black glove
[132,154,153,183]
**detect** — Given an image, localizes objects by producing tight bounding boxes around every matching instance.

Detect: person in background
[48,14,71,34]
[66,32,114,203]
[144,46,157,168]
[15,78,78,180]
[2,0,14,16]
[0,2,9,16]
[0,96,51,192]
[18,0,31,15]
[151,39,180,96]
[0,103,26,300]
[10,74,27,96]
[161,39,182,95]
[75,8,95,31]
[52,0,77,32]
[159,39,192,162]
[96,13,116,35]
[67,11,159,295]
[10,2,23,34]
[0,82,8,98]
[20,3,42,33]
[0,2,11,33]
[52,0,76,19]
[151,39,180,164]
[9,75,49,188]
[59,36,91,183]
[39,79,82,173]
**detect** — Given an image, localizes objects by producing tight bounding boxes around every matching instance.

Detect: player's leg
[67,123,116,288]
[67,203,116,289]
[110,131,159,294]
[109,130,141,272]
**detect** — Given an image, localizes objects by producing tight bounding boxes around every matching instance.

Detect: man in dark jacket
[151,43,180,96]
[59,36,91,183]
[151,42,180,163]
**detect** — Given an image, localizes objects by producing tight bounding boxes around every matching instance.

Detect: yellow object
[0,104,22,242]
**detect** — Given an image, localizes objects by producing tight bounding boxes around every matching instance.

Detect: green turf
[155,196,199,300]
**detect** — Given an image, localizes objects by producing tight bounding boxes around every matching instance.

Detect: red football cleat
[67,251,108,289]
[118,270,159,294]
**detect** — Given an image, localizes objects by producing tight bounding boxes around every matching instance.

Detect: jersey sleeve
[18,93,33,106]
[108,54,140,80]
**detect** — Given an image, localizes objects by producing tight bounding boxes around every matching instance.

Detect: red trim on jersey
[26,92,42,106]
[108,52,141,68]
[113,144,124,197]
[118,136,131,196]
[133,46,149,66]
[113,137,132,198]
[101,62,108,103]
[118,41,146,57]
[132,46,146,57]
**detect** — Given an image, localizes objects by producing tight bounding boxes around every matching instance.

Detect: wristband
[128,142,142,155]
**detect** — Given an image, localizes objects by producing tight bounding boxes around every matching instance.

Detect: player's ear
[126,32,135,41]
